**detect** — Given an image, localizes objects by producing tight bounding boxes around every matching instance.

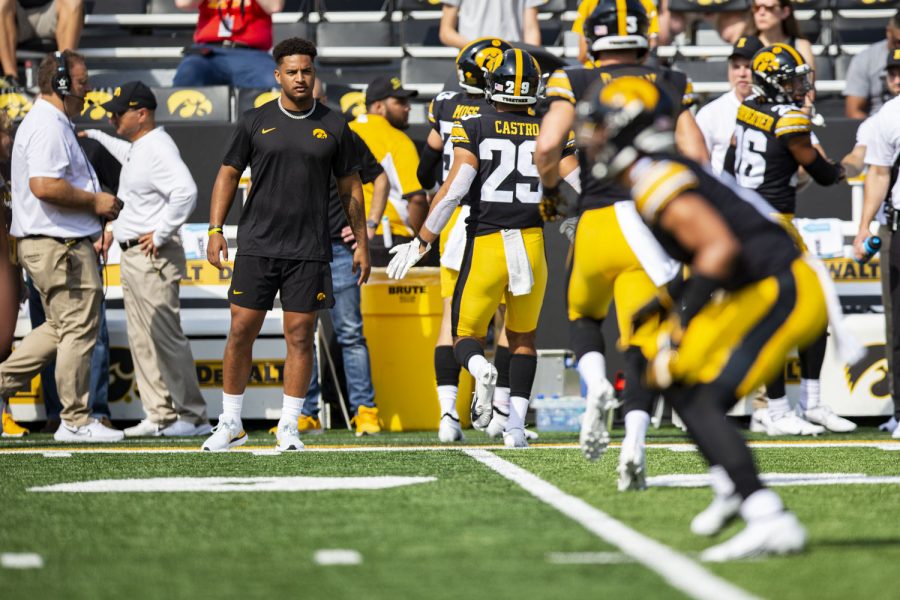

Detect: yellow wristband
[208,227,223,236]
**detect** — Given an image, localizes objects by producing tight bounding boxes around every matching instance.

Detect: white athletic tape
[463,449,760,600]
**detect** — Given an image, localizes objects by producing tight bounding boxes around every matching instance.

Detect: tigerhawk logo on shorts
[317,292,326,301]
[312,128,328,139]
[167,90,213,118]
[0,91,32,119]
[82,90,113,120]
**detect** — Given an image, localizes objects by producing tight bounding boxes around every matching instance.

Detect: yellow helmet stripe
[616,0,627,36]
[776,42,805,66]
[514,48,523,96]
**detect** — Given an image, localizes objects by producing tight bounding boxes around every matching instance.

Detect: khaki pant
[0,236,99,427]
[16,2,58,43]
[120,238,207,426]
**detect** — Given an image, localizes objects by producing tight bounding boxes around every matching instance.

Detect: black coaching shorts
[229,255,334,313]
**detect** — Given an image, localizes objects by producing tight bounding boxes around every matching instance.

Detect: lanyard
[217,0,246,33]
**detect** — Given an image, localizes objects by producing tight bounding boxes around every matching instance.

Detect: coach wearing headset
[0,49,123,442]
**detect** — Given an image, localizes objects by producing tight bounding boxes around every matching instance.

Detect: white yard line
[0,440,897,455]
[463,448,761,600]
[1,553,43,569]
[546,551,634,565]
[313,549,362,566]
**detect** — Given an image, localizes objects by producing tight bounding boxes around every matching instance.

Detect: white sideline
[463,449,760,600]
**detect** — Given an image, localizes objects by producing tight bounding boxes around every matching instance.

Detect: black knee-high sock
[766,373,786,400]
[570,317,605,362]
[668,384,763,500]
[434,345,460,387]
[622,346,656,415]
[799,331,827,380]
[495,345,511,389]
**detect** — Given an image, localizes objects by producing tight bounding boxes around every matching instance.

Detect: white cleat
[579,382,614,461]
[123,418,162,438]
[749,408,770,433]
[201,417,247,452]
[54,419,125,443]
[502,427,529,448]
[617,436,647,492]
[691,493,742,536]
[485,408,508,439]
[700,511,806,562]
[523,428,539,441]
[438,413,464,443]
[894,424,900,440]
[275,419,305,451]
[804,406,856,433]
[879,416,897,433]
[470,364,498,431]
[160,418,207,437]
[766,411,825,436]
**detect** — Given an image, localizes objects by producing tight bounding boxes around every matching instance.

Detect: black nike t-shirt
[326,130,383,243]
[222,100,360,262]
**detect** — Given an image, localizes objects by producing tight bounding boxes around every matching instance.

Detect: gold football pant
[567,205,661,351]
[452,228,547,338]
[659,258,827,399]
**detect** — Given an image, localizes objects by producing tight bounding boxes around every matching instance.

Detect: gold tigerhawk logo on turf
[82,90,113,120]
[317,292,326,301]
[312,128,328,139]
[0,92,32,119]
[167,90,213,118]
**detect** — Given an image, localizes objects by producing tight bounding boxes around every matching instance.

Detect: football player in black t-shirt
[723,43,852,436]
[203,37,369,453]
[534,0,708,489]
[577,75,843,561]
[387,49,579,448]
[417,37,515,444]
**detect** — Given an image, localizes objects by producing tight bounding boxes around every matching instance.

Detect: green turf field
[1,427,899,600]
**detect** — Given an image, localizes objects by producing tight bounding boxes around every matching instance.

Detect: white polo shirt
[866,94,900,207]
[10,98,101,239]
[84,127,197,247]
[696,90,822,175]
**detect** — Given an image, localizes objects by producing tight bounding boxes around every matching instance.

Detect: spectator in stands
[696,35,763,174]
[745,0,814,73]
[0,50,123,442]
[81,81,212,438]
[843,50,900,178]
[173,0,283,89]
[856,77,900,439]
[0,0,84,89]
[350,76,427,266]
[439,0,542,50]
[572,0,662,63]
[0,109,29,437]
[844,14,900,119]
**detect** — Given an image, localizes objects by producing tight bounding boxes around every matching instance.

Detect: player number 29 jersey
[450,106,572,235]
[733,99,811,214]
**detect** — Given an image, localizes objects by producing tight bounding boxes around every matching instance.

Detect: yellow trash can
[361,267,473,431]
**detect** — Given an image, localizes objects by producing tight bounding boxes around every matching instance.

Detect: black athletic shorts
[229,255,335,313]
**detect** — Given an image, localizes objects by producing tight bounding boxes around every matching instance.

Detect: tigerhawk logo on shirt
[312,128,328,139]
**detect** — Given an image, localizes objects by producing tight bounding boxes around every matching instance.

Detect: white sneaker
[894,424,900,440]
[438,413,464,443]
[879,416,897,433]
[617,436,647,492]
[193,422,213,436]
[749,408,770,433]
[503,427,529,448]
[54,419,125,443]
[485,408,508,439]
[691,493,742,536]
[804,405,857,433]
[580,382,614,461]
[160,419,203,437]
[470,363,498,431]
[201,417,247,452]
[767,411,825,436]
[275,419,304,451]
[700,511,806,562]
[124,418,162,438]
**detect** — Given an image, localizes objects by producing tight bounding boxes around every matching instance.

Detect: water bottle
[381,215,393,248]
[856,235,881,264]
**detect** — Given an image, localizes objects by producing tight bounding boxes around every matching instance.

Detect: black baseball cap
[365,75,418,104]
[730,35,764,61]
[101,81,157,113]
[887,47,900,70]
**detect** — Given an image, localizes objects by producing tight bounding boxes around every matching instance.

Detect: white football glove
[387,238,430,280]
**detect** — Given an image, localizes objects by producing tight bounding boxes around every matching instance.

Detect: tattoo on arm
[339,175,367,246]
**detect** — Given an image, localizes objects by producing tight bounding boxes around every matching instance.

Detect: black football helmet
[751,43,812,105]
[583,0,650,57]
[455,37,513,95]
[485,48,542,106]
[575,76,676,180]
